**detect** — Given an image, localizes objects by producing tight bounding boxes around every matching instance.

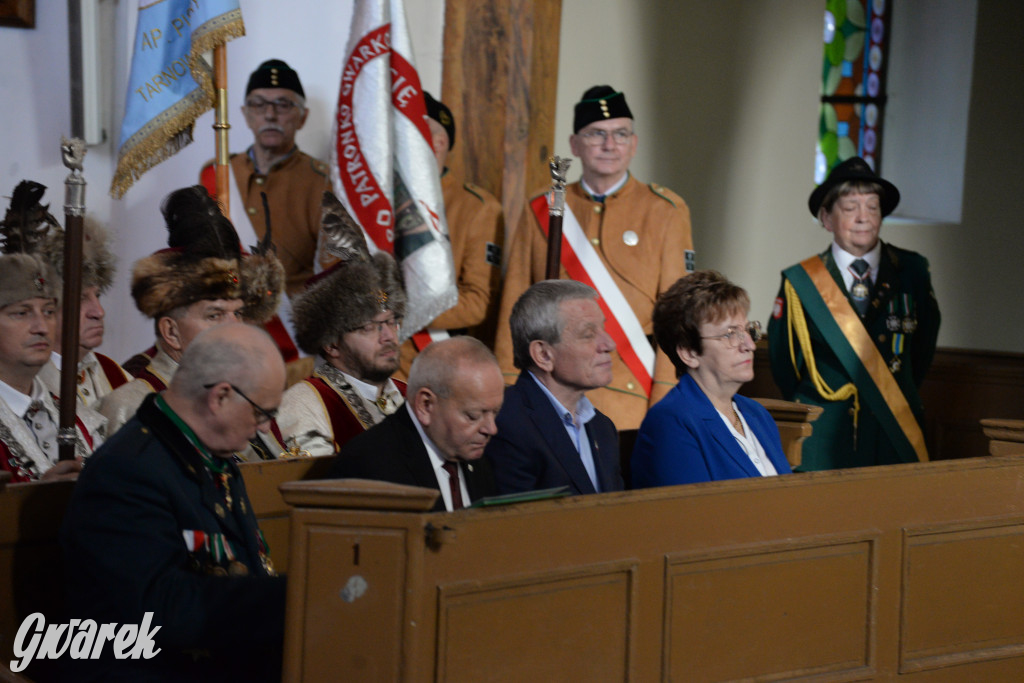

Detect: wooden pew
[981,418,1024,456]
[754,398,822,469]
[280,457,1024,681]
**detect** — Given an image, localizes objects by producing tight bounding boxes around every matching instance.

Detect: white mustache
[258,124,285,135]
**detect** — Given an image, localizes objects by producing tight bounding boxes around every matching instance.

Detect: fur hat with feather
[0,180,62,308]
[131,186,245,319]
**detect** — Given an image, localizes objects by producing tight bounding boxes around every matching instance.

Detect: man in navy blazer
[331,337,502,511]
[485,280,622,495]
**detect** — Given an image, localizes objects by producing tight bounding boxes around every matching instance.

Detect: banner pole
[213,45,231,218]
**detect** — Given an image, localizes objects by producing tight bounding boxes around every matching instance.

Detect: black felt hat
[573,85,633,133]
[246,59,304,98]
[423,91,455,150]
[808,156,900,217]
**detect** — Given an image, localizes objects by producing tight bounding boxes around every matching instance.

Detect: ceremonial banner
[111,0,244,198]
[329,0,456,339]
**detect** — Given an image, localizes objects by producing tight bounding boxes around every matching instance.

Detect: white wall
[0,0,444,363]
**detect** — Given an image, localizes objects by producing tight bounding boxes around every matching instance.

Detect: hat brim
[808,173,900,218]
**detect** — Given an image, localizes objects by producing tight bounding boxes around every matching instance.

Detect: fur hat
[0,180,62,308]
[0,254,60,309]
[40,216,116,294]
[131,186,245,320]
[131,186,285,323]
[292,251,406,356]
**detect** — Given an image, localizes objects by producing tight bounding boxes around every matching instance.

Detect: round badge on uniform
[902,317,917,334]
[623,230,639,246]
[851,282,869,299]
[886,315,901,331]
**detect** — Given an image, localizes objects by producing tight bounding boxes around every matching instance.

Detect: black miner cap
[246,59,304,98]
[573,85,633,133]
[423,91,455,150]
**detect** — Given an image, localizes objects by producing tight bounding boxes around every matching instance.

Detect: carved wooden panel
[293,526,409,680]
[900,519,1024,673]
[436,562,636,681]
[665,536,877,681]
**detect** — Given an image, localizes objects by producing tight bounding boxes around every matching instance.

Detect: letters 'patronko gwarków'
[328,0,457,339]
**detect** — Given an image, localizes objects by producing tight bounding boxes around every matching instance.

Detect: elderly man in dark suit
[61,323,287,681]
[330,336,501,511]
[484,280,622,496]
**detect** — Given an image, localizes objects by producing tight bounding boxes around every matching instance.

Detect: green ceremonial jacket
[766,242,940,470]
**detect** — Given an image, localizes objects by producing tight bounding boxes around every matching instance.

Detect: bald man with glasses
[496,85,696,433]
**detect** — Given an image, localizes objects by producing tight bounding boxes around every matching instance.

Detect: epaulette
[648,183,677,208]
[463,182,487,203]
[310,158,330,179]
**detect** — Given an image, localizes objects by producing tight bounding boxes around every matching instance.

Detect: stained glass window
[816,0,892,184]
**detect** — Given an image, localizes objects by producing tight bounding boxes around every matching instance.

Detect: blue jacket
[485,374,621,495]
[631,374,791,487]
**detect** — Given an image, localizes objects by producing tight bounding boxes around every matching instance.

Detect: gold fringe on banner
[110,10,245,199]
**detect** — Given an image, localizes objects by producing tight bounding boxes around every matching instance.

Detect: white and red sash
[411,328,450,352]
[530,194,654,396]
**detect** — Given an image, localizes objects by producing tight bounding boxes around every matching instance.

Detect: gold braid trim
[784,279,859,430]
[110,12,245,198]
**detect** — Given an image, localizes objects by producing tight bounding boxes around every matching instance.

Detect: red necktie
[441,461,465,510]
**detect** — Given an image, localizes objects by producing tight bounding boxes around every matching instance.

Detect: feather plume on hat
[131,186,286,323]
[130,186,245,319]
[291,192,406,355]
[239,192,285,324]
[0,180,62,308]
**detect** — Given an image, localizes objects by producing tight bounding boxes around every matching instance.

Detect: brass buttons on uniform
[591,237,600,246]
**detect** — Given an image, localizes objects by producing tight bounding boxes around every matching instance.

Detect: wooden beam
[441,0,563,249]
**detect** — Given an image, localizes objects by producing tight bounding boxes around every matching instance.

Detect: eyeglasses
[701,321,763,349]
[349,316,403,336]
[245,97,300,115]
[577,128,634,147]
[204,382,278,424]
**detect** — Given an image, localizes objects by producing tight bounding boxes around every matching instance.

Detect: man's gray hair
[510,280,597,370]
[171,324,277,401]
[408,336,498,399]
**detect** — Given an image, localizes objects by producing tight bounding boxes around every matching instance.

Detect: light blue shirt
[528,372,601,491]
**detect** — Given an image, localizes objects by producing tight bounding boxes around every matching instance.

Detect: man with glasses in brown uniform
[496,85,696,434]
[200,59,333,297]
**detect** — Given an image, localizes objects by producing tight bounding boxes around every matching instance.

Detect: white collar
[831,240,882,277]
[341,369,398,404]
[406,402,448,470]
[0,376,48,418]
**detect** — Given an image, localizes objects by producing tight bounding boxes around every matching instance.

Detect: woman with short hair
[631,270,791,487]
